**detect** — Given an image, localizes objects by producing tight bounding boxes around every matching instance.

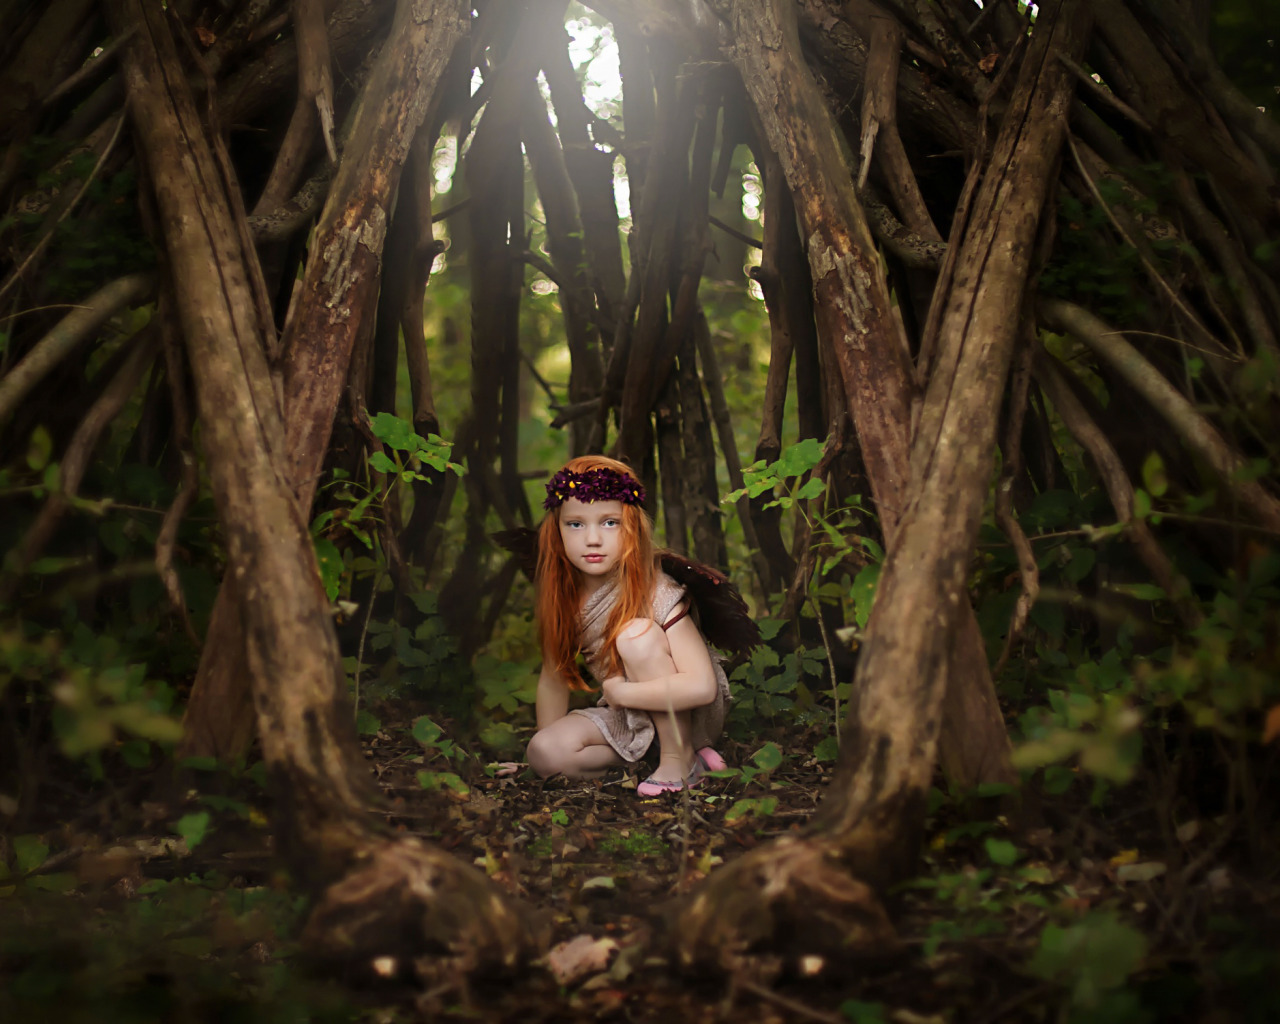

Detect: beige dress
[569,571,731,763]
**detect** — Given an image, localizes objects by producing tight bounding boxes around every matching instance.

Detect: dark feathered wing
[492,527,539,581]
[658,550,761,656]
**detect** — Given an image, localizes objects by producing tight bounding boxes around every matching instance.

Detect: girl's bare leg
[526,714,624,778]
[616,619,696,784]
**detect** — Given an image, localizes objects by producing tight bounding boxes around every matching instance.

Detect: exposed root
[671,836,899,980]
[301,837,543,989]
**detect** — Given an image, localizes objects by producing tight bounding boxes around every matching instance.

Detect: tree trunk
[707,0,1013,788]
[113,0,533,977]
[675,0,1089,971]
[179,0,469,761]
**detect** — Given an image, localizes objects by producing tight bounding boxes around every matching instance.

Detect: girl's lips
[584,555,605,562]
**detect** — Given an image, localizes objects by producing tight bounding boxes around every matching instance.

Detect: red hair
[536,455,654,691]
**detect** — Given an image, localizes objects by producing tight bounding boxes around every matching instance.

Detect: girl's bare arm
[535,663,571,730]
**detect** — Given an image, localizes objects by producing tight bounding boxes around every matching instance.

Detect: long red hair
[536,455,654,691]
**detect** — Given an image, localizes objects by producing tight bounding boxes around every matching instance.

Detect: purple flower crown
[543,467,646,510]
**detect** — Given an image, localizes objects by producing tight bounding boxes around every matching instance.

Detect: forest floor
[1,703,1277,1023]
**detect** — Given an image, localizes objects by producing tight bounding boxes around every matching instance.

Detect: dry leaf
[195,26,216,47]
[546,934,618,986]
[1116,861,1166,883]
[979,52,999,73]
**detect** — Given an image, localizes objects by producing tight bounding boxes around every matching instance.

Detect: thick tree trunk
[179,0,469,761]
[675,0,1089,970]
[113,0,532,977]
[708,0,1013,788]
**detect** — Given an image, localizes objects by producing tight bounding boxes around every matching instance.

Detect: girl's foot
[695,746,726,771]
[637,753,708,796]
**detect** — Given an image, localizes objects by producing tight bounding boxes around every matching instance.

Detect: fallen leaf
[1109,848,1140,867]
[546,934,618,986]
[1176,820,1200,843]
[1116,861,1166,883]
[195,26,216,47]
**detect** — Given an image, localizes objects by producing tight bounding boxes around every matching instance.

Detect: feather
[658,550,761,656]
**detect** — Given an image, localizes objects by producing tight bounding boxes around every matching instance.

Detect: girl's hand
[601,675,628,707]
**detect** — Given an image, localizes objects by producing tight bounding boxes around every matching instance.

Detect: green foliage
[1029,911,1149,1015]
[0,622,182,762]
[173,811,213,851]
[7,137,155,299]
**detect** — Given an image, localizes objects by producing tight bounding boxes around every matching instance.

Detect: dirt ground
[2,712,1275,1023]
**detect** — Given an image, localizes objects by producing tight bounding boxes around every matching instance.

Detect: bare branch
[0,272,155,428]
[1040,297,1280,534]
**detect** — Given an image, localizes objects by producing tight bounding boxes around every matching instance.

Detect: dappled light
[1,0,1278,1020]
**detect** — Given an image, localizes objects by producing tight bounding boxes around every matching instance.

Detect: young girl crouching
[526,455,729,795]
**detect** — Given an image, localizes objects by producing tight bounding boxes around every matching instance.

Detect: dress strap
[661,604,689,631]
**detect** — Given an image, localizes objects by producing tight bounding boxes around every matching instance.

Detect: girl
[525,455,730,794]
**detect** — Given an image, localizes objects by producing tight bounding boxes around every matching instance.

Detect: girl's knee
[526,729,561,778]
[616,617,666,663]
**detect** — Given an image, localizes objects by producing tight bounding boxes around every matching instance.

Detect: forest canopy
[0,0,1278,1020]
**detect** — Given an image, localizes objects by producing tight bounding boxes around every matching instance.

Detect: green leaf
[370,411,419,451]
[174,811,212,850]
[26,425,53,472]
[852,563,880,628]
[1133,488,1152,519]
[751,741,783,771]
[1063,547,1097,584]
[1141,451,1168,497]
[412,716,443,746]
[757,618,787,641]
[355,709,381,735]
[1028,912,1148,1008]
[368,450,397,474]
[774,436,824,478]
[813,735,840,762]
[551,809,569,826]
[314,537,344,602]
[795,477,825,501]
[416,770,469,795]
[840,999,887,1024]
[13,835,49,874]
[985,837,1020,866]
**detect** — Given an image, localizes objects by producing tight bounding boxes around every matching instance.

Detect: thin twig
[43,30,137,105]
[708,214,762,250]
[1058,53,1152,131]
[1065,135,1230,361]
[809,595,841,743]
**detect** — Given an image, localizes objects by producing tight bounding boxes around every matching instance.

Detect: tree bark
[675,0,1089,970]
[709,0,1013,788]
[180,0,470,761]
[112,0,532,976]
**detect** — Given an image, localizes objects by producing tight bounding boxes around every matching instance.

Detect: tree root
[671,836,899,980]
[300,837,542,988]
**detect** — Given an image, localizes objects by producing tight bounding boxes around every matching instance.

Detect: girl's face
[558,498,625,588]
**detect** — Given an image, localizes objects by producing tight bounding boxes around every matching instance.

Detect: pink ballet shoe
[695,746,726,771]
[637,754,708,797]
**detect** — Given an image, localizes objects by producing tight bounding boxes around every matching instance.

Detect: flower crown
[543,467,646,510]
